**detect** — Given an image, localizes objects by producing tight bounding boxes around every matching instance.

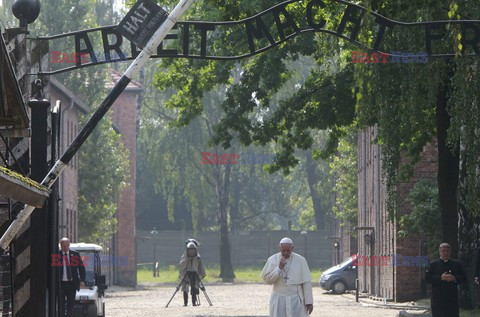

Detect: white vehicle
[70,243,108,317]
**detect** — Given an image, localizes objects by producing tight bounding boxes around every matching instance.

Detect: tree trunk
[229,172,241,233]
[214,164,235,281]
[435,65,459,257]
[458,143,480,309]
[305,152,324,230]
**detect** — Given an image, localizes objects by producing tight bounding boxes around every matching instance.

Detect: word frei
[351,51,429,64]
[201,152,278,165]
[51,50,128,64]
[51,254,128,267]
[352,254,428,267]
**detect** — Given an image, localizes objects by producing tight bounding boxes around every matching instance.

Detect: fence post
[355,278,359,302]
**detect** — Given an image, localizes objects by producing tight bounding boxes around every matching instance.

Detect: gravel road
[105,283,402,317]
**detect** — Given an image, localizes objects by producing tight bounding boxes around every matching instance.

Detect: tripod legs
[165,271,213,307]
[165,274,188,307]
[198,278,213,306]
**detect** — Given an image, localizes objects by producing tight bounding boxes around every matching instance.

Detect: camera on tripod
[165,238,212,307]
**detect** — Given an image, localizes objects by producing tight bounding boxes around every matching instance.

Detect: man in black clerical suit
[425,242,466,317]
[57,237,86,317]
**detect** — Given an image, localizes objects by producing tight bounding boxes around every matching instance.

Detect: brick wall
[50,78,89,243]
[358,127,437,302]
[393,139,436,301]
[109,72,142,286]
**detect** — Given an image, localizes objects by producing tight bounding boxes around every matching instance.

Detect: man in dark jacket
[56,237,86,317]
[425,242,466,317]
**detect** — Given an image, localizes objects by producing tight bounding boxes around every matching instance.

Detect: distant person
[57,237,86,317]
[260,237,313,316]
[425,242,466,317]
[178,239,206,306]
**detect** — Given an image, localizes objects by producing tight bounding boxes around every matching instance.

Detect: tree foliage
[77,118,130,242]
[330,125,358,233]
[27,0,129,243]
[398,179,441,259]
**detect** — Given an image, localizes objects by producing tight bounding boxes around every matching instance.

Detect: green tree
[77,118,130,242]
[147,0,354,279]
[351,1,480,267]
[330,125,358,233]
[0,0,15,26]
[398,179,441,260]
[137,1,477,300]
[32,0,130,244]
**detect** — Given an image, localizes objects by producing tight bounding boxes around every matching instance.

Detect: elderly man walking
[260,237,313,316]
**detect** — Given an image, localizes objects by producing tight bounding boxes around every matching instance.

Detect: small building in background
[50,77,89,242]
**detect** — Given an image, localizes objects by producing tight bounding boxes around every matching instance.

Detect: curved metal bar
[31,0,480,75]
[35,28,478,76]
[33,0,480,40]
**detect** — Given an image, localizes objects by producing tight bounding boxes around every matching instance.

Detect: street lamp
[150,227,158,277]
[12,0,41,27]
[333,241,340,265]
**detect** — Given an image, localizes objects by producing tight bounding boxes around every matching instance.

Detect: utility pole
[28,83,50,317]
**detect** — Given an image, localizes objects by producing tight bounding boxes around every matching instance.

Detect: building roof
[107,70,144,91]
[50,77,90,114]
[70,243,103,252]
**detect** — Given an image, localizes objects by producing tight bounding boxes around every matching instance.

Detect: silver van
[319,257,357,294]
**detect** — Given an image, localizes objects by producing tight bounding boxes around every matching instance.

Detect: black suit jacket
[425,258,465,300]
[57,249,86,291]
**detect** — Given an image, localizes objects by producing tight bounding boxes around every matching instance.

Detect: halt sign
[117,0,169,48]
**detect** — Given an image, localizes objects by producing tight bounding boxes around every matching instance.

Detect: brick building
[49,77,89,242]
[49,71,142,287]
[354,126,437,301]
[332,217,357,265]
[108,71,142,286]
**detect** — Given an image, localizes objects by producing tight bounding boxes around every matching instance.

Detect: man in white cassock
[260,237,314,317]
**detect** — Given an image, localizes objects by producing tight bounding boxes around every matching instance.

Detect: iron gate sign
[117,0,168,48]
[38,0,480,75]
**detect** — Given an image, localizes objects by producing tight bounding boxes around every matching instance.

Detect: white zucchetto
[279,237,293,245]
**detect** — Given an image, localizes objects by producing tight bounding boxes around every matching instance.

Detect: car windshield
[337,258,352,267]
[77,251,96,286]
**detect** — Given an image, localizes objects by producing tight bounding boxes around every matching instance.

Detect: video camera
[185,238,200,258]
[185,238,199,247]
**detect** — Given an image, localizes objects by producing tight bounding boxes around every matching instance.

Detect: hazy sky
[114,0,125,13]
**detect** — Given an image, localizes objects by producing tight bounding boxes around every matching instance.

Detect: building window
[66,208,70,238]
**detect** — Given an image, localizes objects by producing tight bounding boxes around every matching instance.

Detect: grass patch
[460,309,480,317]
[137,265,323,284]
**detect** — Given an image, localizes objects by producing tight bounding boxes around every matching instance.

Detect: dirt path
[105,283,401,317]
